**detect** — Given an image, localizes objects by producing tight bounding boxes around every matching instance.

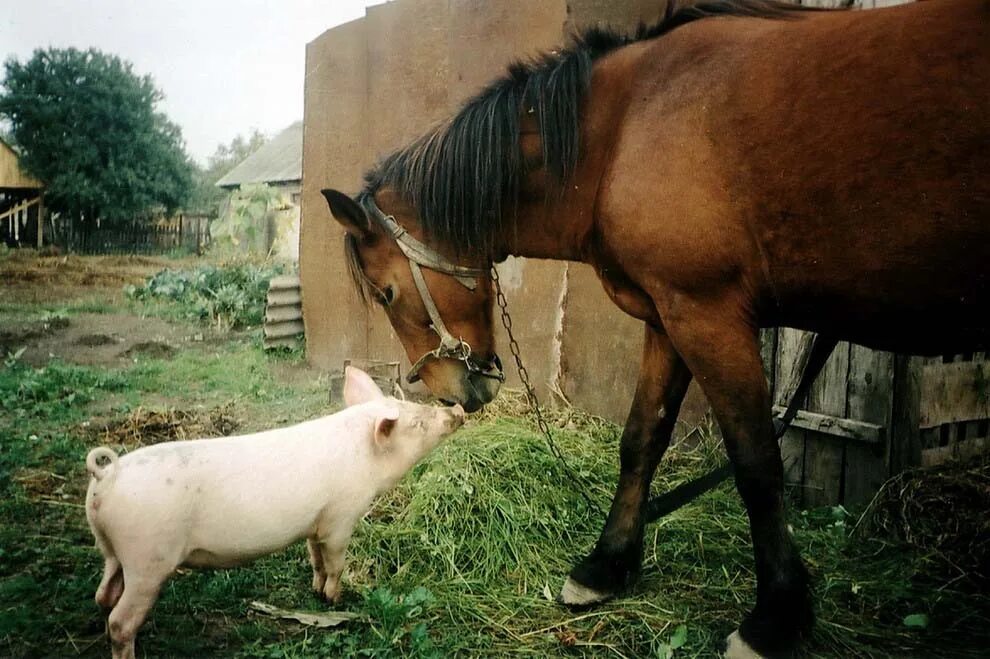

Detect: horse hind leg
[663,303,812,658]
[560,326,691,606]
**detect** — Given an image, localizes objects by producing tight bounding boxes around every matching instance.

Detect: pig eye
[375,285,395,307]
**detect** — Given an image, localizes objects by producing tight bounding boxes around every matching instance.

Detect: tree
[187,130,268,217]
[0,47,194,229]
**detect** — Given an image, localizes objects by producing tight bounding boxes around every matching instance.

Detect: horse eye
[377,285,395,307]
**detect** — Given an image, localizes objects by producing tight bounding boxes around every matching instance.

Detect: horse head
[323,186,503,412]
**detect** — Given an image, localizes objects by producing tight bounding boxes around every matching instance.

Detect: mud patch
[95,404,240,448]
[123,340,176,359]
[0,317,70,355]
[7,313,208,367]
[74,333,121,347]
[13,468,71,499]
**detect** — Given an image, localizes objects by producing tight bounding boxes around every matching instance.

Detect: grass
[0,256,987,657]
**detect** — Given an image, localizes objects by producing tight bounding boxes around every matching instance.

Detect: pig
[84,366,464,659]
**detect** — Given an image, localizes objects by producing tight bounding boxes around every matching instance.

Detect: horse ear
[322,188,370,239]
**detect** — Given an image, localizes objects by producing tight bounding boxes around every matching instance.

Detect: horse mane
[357,0,821,261]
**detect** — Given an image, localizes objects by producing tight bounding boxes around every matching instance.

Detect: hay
[854,459,990,583]
[96,404,240,448]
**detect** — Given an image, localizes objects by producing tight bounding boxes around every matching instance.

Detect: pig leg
[314,530,352,605]
[107,576,163,659]
[307,538,328,595]
[96,556,124,610]
[106,550,174,659]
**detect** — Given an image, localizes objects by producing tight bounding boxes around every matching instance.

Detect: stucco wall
[301,0,708,425]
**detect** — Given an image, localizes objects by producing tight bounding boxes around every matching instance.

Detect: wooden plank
[774,329,808,503]
[267,289,302,306]
[773,329,809,408]
[807,340,850,417]
[919,361,990,428]
[772,407,884,444]
[890,355,924,472]
[266,305,303,323]
[780,428,806,505]
[843,345,894,505]
[264,319,305,338]
[760,328,778,393]
[921,437,989,468]
[803,430,844,508]
[803,341,849,506]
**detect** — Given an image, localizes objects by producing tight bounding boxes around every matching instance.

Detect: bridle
[361,196,505,385]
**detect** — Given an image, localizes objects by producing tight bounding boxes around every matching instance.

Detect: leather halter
[362,196,504,385]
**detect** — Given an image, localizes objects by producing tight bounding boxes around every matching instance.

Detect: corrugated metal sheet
[264,274,304,350]
[216,122,303,189]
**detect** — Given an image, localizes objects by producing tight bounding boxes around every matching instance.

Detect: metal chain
[491,266,604,517]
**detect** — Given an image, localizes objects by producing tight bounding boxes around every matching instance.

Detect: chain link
[491,266,603,516]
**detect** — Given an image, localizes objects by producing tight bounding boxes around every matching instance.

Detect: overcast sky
[0,0,387,165]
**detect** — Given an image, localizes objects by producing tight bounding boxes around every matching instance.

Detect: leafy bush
[126,262,284,329]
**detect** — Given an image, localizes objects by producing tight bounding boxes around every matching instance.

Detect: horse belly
[772,235,990,355]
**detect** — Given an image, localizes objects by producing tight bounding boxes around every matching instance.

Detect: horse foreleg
[560,324,691,606]
[664,303,812,658]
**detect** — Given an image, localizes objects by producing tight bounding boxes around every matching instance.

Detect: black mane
[356,0,817,261]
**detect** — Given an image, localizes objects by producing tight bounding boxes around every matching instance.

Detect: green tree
[187,130,268,217]
[0,47,194,230]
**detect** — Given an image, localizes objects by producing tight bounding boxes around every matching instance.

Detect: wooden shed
[764,329,989,507]
[0,138,45,248]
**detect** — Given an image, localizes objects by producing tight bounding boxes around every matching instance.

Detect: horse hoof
[557,577,613,607]
[723,630,766,659]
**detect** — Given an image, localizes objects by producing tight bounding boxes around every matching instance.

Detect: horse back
[598,0,990,354]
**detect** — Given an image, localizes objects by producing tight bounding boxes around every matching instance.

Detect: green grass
[0,271,988,657]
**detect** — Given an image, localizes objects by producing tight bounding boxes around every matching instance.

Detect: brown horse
[321,0,990,656]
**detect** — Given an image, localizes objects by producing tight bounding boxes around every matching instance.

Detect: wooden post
[36,193,44,248]
[890,355,922,473]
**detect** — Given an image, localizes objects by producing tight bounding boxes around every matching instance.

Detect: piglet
[84,366,463,659]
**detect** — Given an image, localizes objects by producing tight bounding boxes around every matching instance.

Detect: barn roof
[216,121,302,189]
[0,138,43,190]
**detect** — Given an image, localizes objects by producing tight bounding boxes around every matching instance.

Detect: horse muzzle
[418,352,503,412]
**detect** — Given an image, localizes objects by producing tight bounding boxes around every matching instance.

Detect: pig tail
[86,447,119,481]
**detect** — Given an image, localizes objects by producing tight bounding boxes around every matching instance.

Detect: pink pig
[84,366,463,659]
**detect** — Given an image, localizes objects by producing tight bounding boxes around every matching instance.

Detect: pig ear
[373,408,400,452]
[322,189,371,240]
[344,366,385,406]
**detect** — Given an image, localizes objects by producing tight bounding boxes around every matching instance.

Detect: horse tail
[86,447,119,482]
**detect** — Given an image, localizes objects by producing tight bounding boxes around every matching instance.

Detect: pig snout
[446,404,465,431]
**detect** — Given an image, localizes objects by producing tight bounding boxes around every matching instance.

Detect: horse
[320,0,990,655]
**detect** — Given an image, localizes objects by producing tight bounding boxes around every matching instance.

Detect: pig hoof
[312,574,327,594]
[557,577,613,607]
[322,584,342,605]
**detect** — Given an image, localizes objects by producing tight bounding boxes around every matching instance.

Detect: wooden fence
[56,214,211,255]
[765,329,990,507]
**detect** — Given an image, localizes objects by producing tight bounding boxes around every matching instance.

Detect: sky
[0,0,388,165]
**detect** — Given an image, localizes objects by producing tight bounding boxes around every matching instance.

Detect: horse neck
[497,193,594,262]
[496,47,640,265]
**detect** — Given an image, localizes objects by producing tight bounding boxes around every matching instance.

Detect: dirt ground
[0,312,216,367]
[0,252,223,368]
[0,252,195,304]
